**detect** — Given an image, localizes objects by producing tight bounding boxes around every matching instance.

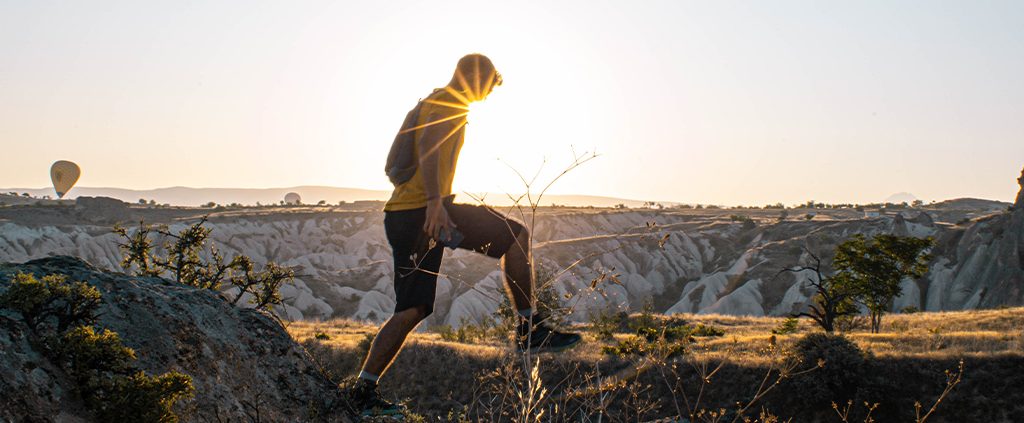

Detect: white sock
[358,370,380,384]
[517,308,534,318]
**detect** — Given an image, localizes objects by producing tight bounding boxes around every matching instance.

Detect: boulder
[0,256,350,422]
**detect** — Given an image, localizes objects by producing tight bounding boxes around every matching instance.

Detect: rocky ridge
[0,256,348,422]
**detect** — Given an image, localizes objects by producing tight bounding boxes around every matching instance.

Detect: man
[348,54,582,417]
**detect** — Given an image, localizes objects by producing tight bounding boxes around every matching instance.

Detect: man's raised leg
[501,225,582,353]
[501,227,534,312]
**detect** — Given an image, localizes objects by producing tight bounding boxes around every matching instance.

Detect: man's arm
[417,112,459,241]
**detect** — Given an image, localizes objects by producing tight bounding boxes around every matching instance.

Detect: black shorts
[384,200,525,317]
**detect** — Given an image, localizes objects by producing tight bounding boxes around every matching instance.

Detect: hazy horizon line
[2,185,1013,208]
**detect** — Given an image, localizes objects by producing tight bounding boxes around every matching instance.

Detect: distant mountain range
[0,186,667,208]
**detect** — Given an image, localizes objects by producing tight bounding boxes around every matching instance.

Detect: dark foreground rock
[0,256,350,422]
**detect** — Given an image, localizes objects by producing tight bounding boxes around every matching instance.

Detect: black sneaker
[347,379,403,418]
[516,316,582,353]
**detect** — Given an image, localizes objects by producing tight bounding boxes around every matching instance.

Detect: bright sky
[2,1,1022,206]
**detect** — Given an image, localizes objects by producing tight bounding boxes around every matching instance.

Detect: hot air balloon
[284,192,301,205]
[50,160,81,199]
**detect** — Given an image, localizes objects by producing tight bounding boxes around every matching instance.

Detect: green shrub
[590,308,627,341]
[54,325,194,422]
[435,316,506,344]
[54,326,137,386]
[772,317,800,335]
[787,333,866,406]
[626,301,658,334]
[114,219,293,312]
[0,272,100,332]
[688,323,725,337]
[98,371,194,423]
[1,272,194,422]
[603,318,721,358]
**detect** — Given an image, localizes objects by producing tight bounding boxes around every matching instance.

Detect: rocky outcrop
[74,196,133,224]
[0,256,349,422]
[1016,167,1024,210]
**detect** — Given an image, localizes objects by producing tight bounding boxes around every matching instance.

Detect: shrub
[603,317,721,358]
[55,326,194,422]
[626,301,659,334]
[0,273,101,333]
[114,219,293,313]
[590,308,627,341]
[1,272,194,422]
[98,370,194,423]
[54,326,138,386]
[772,317,800,335]
[787,333,866,406]
[435,316,505,344]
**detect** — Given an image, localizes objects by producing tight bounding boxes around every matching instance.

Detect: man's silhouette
[348,54,581,417]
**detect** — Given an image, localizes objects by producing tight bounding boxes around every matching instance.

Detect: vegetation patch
[1,272,194,422]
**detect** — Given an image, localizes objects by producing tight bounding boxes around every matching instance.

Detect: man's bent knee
[393,305,429,326]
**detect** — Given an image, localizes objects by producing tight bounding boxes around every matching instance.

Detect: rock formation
[0,186,1021,327]
[1016,166,1024,209]
[74,196,133,224]
[0,256,349,422]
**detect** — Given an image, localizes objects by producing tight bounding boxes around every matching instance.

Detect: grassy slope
[289,308,1024,422]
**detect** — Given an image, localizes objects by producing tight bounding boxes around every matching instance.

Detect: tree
[834,234,933,333]
[779,248,859,332]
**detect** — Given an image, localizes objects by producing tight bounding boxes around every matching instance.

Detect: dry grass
[287,307,1024,377]
[286,307,1024,421]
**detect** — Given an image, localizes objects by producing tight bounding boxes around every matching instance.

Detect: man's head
[449,53,501,102]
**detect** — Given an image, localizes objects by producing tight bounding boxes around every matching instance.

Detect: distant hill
[885,192,919,204]
[931,197,1011,211]
[1,186,666,208]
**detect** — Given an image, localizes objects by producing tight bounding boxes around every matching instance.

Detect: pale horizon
[3,1,1023,206]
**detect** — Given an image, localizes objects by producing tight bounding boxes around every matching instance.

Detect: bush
[99,370,194,423]
[114,219,293,313]
[603,317,722,358]
[435,316,505,344]
[55,326,138,386]
[1,272,194,422]
[55,326,195,422]
[787,333,866,406]
[772,317,800,335]
[688,323,725,337]
[0,272,100,332]
[590,308,627,341]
